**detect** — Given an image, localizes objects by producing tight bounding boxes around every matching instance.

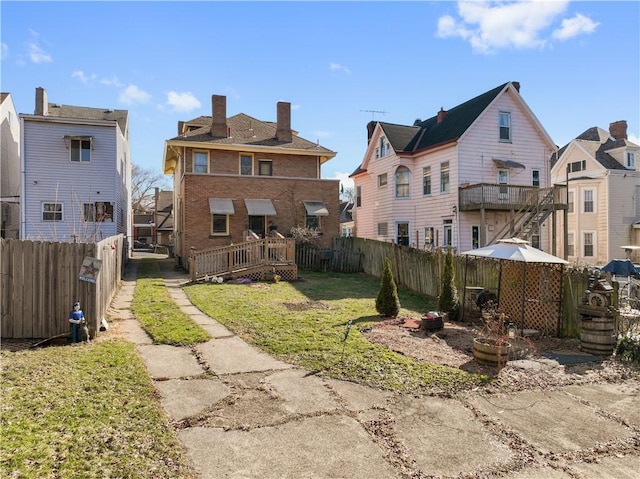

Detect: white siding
[607,171,640,261]
[1,94,21,238]
[22,119,122,242]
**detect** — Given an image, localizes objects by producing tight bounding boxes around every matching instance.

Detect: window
[377,222,388,236]
[568,160,586,173]
[499,112,511,141]
[583,189,594,213]
[568,190,574,213]
[211,214,229,235]
[83,203,95,222]
[356,186,362,207]
[375,147,380,159]
[472,226,480,249]
[531,233,540,249]
[193,151,208,173]
[240,154,253,175]
[258,160,272,176]
[306,215,320,229]
[498,169,508,198]
[583,232,594,257]
[95,202,113,222]
[532,169,540,187]
[396,222,409,246]
[440,162,450,193]
[379,137,390,157]
[627,152,636,169]
[42,202,63,221]
[395,166,410,198]
[443,219,452,247]
[71,139,91,162]
[422,167,431,195]
[567,232,575,256]
[378,173,387,187]
[424,227,434,247]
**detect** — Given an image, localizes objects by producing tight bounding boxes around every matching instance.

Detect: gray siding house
[20,87,131,243]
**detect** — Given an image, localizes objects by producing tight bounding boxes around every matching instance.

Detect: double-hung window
[568,190,574,213]
[583,232,594,257]
[627,152,636,169]
[193,151,209,173]
[532,169,540,187]
[240,154,253,175]
[211,214,229,235]
[378,173,387,187]
[583,189,594,213]
[440,162,450,193]
[258,160,272,176]
[43,202,63,221]
[395,166,410,198]
[422,167,431,195]
[499,112,511,141]
[567,232,575,257]
[70,139,91,162]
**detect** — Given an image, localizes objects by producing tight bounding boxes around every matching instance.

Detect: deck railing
[189,237,295,282]
[459,184,567,211]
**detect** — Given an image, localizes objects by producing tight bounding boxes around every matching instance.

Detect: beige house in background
[550,121,640,265]
[1,92,21,239]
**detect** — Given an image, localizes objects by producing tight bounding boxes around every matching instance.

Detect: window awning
[208,198,235,215]
[244,199,276,216]
[303,200,329,216]
[493,158,525,169]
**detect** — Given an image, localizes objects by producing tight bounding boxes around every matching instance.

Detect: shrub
[376,258,401,318]
[438,247,460,320]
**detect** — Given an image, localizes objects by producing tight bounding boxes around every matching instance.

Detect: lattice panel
[228,264,298,282]
[498,262,562,336]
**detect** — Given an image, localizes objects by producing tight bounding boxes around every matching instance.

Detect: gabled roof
[551,126,638,171]
[0,92,10,104]
[43,104,128,135]
[169,112,335,156]
[376,122,420,152]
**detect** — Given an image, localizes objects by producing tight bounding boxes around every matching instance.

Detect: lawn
[184,271,487,393]
[0,340,196,479]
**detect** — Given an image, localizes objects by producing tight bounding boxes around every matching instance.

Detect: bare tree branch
[131,164,169,213]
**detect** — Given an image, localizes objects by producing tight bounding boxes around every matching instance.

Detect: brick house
[163,95,338,267]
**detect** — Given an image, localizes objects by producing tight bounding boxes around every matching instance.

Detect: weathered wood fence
[298,237,594,338]
[1,235,125,339]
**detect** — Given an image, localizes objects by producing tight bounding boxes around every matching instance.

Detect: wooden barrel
[580,317,616,356]
[473,338,511,366]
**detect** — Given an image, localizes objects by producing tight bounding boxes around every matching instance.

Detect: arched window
[395,166,410,198]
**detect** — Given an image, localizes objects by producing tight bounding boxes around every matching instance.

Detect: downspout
[19,116,26,239]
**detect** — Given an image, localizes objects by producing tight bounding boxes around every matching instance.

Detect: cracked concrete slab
[325,378,392,411]
[196,337,291,374]
[116,319,152,344]
[506,466,573,478]
[137,344,204,378]
[154,378,231,421]
[200,322,234,338]
[469,390,633,453]
[563,381,640,426]
[569,453,640,478]
[391,396,513,477]
[265,369,338,414]
[178,415,402,479]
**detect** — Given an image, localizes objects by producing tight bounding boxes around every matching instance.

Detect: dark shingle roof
[0,92,9,104]
[45,104,128,135]
[171,112,335,156]
[377,122,420,152]
[552,126,631,170]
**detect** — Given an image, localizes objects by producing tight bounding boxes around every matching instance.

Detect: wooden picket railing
[189,237,296,282]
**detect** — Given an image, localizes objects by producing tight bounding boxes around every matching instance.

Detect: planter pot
[473,338,511,366]
[421,315,444,332]
[580,317,616,356]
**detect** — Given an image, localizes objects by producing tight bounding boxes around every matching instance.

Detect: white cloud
[119,85,151,105]
[1,43,8,61]
[327,172,354,191]
[100,76,124,88]
[552,13,599,40]
[28,42,51,63]
[436,0,572,54]
[165,91,201,112]
[329,62,350,74]
[72,70,97,84]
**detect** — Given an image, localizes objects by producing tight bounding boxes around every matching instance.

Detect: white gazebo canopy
[462,238,568,264]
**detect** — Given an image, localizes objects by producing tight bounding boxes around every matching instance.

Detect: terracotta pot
[472,338,511,366]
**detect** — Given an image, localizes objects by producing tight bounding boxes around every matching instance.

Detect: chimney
[35,87,48,116]
[276,101,292,143]
[178,121,185,135]
[609,120,627,140]
[210,95,228,138]
[366,121,376,143]
[437,107,447,124]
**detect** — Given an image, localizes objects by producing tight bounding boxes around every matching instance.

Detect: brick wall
[177,174,339,259]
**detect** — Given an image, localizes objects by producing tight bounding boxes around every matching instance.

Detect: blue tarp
[600,259,640,278]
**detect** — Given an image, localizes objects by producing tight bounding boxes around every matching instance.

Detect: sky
[2,1,639,191]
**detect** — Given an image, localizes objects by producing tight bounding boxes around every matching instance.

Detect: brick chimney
[609,120,627,140]
[367,121,376,143]
[210,95,228,138]
[35,87,48,116]
[276,101,292,143]
[437,107,447,124]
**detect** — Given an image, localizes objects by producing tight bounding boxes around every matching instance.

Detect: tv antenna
[360,109,388,120]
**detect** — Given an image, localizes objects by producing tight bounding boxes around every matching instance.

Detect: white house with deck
[20,87,131,243]
[351,81,566,254]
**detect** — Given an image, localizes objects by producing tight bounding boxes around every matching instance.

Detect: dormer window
[627,151,636,169]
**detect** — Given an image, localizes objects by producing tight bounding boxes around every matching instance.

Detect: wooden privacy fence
[309,236,592,338]
[1,235,125,339]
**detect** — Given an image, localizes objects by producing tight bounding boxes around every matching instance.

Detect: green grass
[132,260,211,345]
[184,271,488,394]
[0,340,196,479]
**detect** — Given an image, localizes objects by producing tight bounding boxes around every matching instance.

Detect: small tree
[438,246,460,320]
[376,258,401,318]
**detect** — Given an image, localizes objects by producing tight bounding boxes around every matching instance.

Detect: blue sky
[2,1,638,190]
